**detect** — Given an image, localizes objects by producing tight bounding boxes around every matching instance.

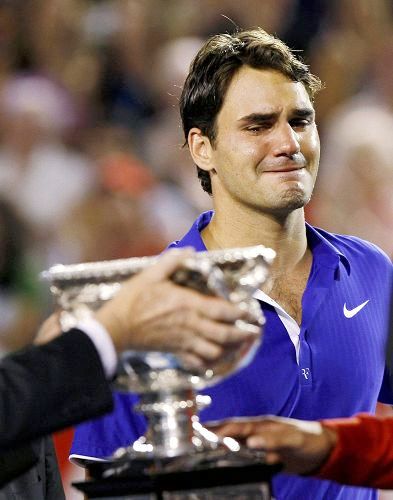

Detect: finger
[213,420,261,438]
[34,312,62,345]
[196,317,259,344]
[234,319,261,336]
[178,352,204,370]
[195,295,255,324]
[264,452,282,465]
[247,435,268,448]
[187,336,224,362]
[247,424,302,451]
[138,248,195,283]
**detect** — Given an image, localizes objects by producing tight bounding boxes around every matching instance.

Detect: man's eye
[291,119,311,128]
[246,124,270,133]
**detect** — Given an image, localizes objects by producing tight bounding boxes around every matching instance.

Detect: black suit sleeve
[0,329,114,451]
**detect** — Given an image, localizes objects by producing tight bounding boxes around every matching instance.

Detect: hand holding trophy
[43,246,277,499]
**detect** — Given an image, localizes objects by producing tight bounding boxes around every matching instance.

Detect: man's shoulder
[167,211,213,251]
[313,225,392,269]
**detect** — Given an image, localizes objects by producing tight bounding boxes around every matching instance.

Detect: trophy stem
[135,388,201,458]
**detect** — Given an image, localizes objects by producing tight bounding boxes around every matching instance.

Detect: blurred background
[0,0,392,497]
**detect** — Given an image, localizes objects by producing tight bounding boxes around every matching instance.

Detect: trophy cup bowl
[42,246,277,498]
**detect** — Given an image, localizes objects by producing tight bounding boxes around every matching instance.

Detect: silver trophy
[42,246,276,498]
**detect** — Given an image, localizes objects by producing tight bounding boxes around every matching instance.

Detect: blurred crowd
[0,0,393,355]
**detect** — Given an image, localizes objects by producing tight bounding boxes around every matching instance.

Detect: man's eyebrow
[237,112,278,124]
[237,108,315,124]
[292,108,315,119]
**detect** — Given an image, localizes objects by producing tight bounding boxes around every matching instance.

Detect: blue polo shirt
[71,211,393,500]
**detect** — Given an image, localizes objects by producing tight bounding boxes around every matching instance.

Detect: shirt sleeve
[316,413,393,489]
[70,391,147,463]
[75,318,118,379]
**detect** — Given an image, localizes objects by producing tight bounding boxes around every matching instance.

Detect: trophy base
[73,460,280,499]
[73,423,280,498]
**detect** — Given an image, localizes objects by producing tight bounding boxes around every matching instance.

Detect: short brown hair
[179,28,322,195]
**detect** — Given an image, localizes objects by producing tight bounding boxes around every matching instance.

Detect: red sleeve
[316,414,393,489]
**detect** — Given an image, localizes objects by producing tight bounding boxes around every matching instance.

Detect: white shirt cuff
[75,318,118,378]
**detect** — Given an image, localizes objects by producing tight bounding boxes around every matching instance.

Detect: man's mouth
[263,165,305,173]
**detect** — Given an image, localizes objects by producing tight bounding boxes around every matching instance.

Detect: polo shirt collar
[177,210,212,251]
[305,223,351,275]
[177,210,350,275]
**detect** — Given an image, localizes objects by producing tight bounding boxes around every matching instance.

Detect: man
[0,248,252,494]
[71,29,393,499]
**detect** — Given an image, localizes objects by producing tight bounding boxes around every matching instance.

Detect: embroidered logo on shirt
[343,300,369,319]
[301,368,310,379]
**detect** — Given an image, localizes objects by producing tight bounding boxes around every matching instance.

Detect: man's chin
[278,189,310,211]
[239,185,313,216]
[251,200,307,219]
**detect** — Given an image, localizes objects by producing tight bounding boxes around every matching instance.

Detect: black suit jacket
[0,328,114,487]
[0,437,65,499]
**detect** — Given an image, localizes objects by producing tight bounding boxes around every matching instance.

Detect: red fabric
[53,427,74,472]
[53,427,74,491]
[316,414,393,489]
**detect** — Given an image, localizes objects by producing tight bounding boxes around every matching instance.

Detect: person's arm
[212,413,393,489]
[1,249,254,450]
[94,248,258,368]
[36,249,257,369]
[0,328,112,451]
[317,414,393,489]
[211,416,336,475]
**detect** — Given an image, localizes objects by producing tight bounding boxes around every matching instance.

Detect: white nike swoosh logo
[343,300,369,318]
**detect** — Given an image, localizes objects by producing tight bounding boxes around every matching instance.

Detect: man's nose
[271,123,300,157]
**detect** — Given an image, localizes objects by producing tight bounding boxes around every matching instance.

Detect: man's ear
[188,128,215,172]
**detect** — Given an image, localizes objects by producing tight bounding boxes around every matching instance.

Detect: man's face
[208,66,320,216]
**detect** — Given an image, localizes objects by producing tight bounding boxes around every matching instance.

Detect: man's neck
[201,203,309,274]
